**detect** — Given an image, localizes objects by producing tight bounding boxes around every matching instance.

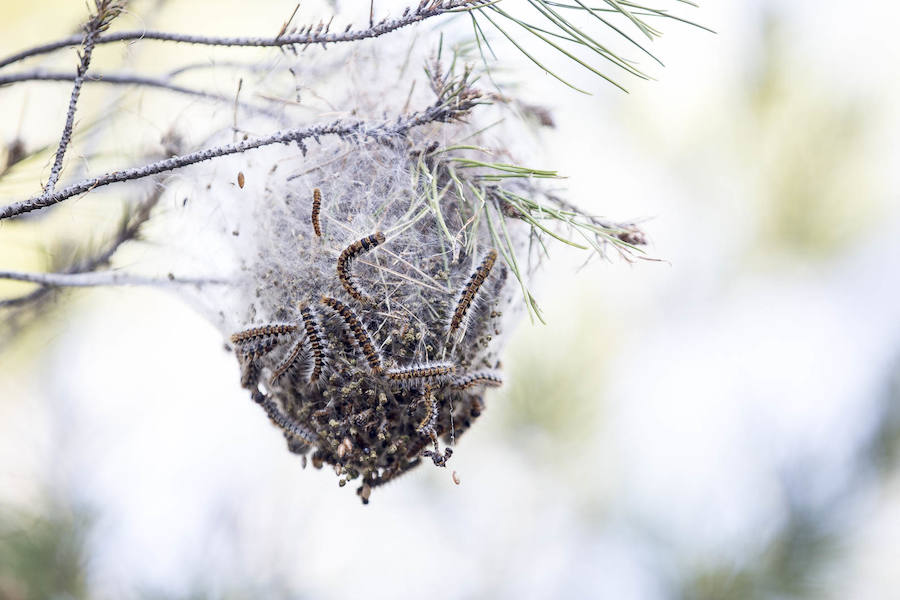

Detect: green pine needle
[465,0,709,93]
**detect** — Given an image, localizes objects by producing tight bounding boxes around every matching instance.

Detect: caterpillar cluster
[226,152,517,503]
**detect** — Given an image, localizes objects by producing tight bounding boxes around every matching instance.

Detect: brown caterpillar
[416,386,437,433]
[300,305,325,383]
[237,337,281,389]
[448,249,498,337]
[252,391,318,444]
[311,187,322,237]
[230,323,297,344]
[451,371,503,390]
[239,336,280,360]
[320,296,383,374]
[385,362,455,385]
[415,386,451,467]
[336,231,385,304]
[271,337,305,382]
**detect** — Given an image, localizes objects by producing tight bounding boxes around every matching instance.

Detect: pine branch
[0,0,492,70]
[475,0,708,92]
[0,78,482,221]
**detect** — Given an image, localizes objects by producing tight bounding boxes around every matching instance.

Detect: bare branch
[0,270,227,288]
[0,70,281,118]
[0,86,483,221]
[45,0,124,193]
[0,186,160,309]
[0,0,492,71]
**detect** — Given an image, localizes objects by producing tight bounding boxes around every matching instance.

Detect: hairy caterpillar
[311,187,322,237]
[299,305,326,383]
[450,371,503,390]
[385,362,455,385]
[416,386,437,433]
[237,337,281,388]
[448,249,498,338]
[271,336,305,382]
[336,231,385,304]
[230,323,298,344]
[252,391,319,444]
[238,336,280,360]
[320,296,383,374]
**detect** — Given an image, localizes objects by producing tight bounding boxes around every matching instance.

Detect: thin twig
[276,3,301,40]
[0,70,281,117]
[165,60,270,78]
[0,0,492,71]
[0,270,227,288]
[0,187,161,309]
[233,78,243,138]
[45,0,123,193]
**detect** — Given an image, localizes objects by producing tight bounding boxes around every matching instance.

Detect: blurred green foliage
[747,17,878,259]
[0,504,90,600]
[681,507,839,600]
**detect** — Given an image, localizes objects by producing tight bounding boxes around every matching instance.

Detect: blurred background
[1,0,899,598]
